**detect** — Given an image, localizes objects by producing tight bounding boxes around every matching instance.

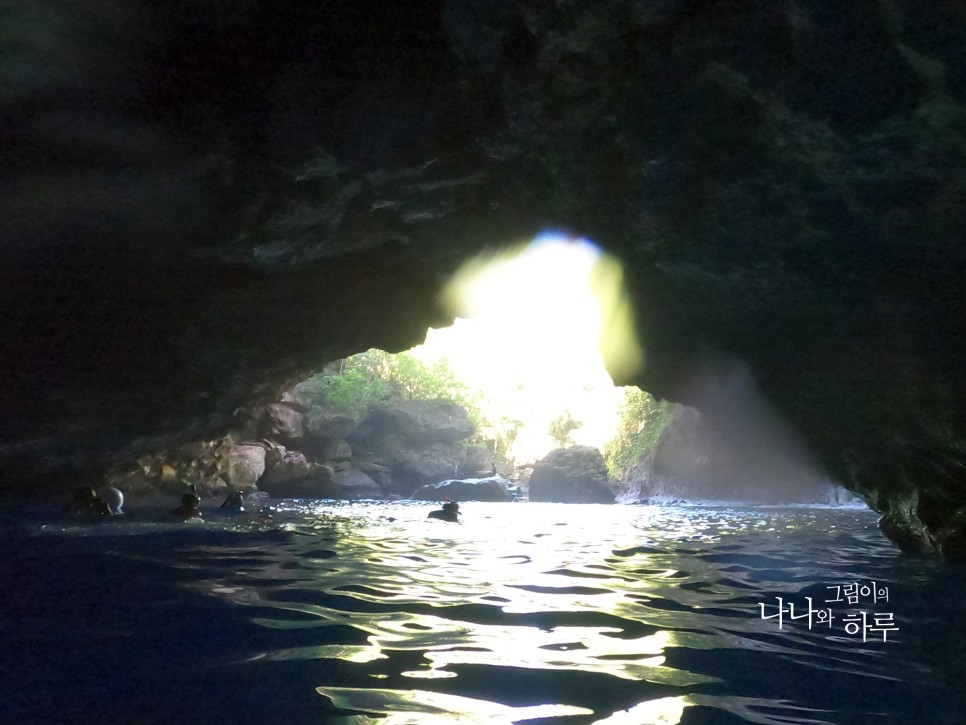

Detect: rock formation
[617,405,830,504]
[411,476,513,503]
[616,364,832,503]
[348,400,477,495]
[2,1,966,556]
[530,446,615,504]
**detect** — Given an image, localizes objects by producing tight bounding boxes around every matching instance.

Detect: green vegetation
[604,388,675,474]
[477,415,524,459]
[548,411,582,448]
[294,349,479,419]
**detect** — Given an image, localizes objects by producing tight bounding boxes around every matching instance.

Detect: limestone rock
[529,447,615,504]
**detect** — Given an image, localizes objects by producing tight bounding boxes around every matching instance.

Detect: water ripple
[21,501,964,724]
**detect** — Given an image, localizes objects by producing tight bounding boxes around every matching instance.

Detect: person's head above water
[428,498,461,522]
[221,490,245,510]
[74,487,97,502]
[66,487,109,517]
[98,486,124,516]
[172,492,202,520]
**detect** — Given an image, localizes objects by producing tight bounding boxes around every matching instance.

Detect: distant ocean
[2,500,963,724]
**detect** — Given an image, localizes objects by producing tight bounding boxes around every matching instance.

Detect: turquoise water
[3,501,964,724]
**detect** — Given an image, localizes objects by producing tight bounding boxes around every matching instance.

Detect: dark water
[2,501,964,724]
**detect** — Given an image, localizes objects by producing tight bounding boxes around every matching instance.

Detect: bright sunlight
[408,232,643,463]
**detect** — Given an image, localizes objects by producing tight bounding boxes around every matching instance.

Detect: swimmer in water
[65,487,111,518]
[220,490,245,512]
[98,486,124,516]
[171,492,202,521]
[427,499,460,523]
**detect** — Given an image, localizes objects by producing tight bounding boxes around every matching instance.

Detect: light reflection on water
[10,501,966,724]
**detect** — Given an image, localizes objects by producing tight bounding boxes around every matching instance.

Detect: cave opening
[277,232,857,507]
[279,231,650,502]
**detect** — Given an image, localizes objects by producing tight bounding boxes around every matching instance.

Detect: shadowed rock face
[2,1,965,556]
[530,447,615,504]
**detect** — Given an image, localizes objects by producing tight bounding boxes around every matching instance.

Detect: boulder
[364,400,474,447]
[224,444,267,489]
[305,407,360,441]
[259,451,331,490]
[260,403,305,444]
[322,439,352,462]
[278,390,309,413]
[260,460,335,498]
[529,446,615,504]
[355,460,393,490]
[330,469,383,499]
[388,442,464,494]
[411,476,512,502]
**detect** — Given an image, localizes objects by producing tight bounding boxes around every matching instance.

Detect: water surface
[3,501,964,724]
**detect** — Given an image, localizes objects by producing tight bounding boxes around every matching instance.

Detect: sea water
[2,500,964,724]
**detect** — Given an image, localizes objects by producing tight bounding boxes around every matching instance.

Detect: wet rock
[410,476,512,502]
[529,447,615,504]
[330,469,382,499]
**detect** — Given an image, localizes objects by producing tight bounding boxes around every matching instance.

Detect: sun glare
[409,232,643,464]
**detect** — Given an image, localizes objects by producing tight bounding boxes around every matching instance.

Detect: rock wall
[109,396,482,500]
[617,405,831,504]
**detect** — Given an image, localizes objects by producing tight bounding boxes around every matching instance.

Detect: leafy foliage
[548,411,583,448]
[604,388,675,474]
[294,349,480,421]
[487,415,524,457]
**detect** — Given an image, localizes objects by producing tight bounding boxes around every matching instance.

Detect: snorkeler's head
[442,500,460,514]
